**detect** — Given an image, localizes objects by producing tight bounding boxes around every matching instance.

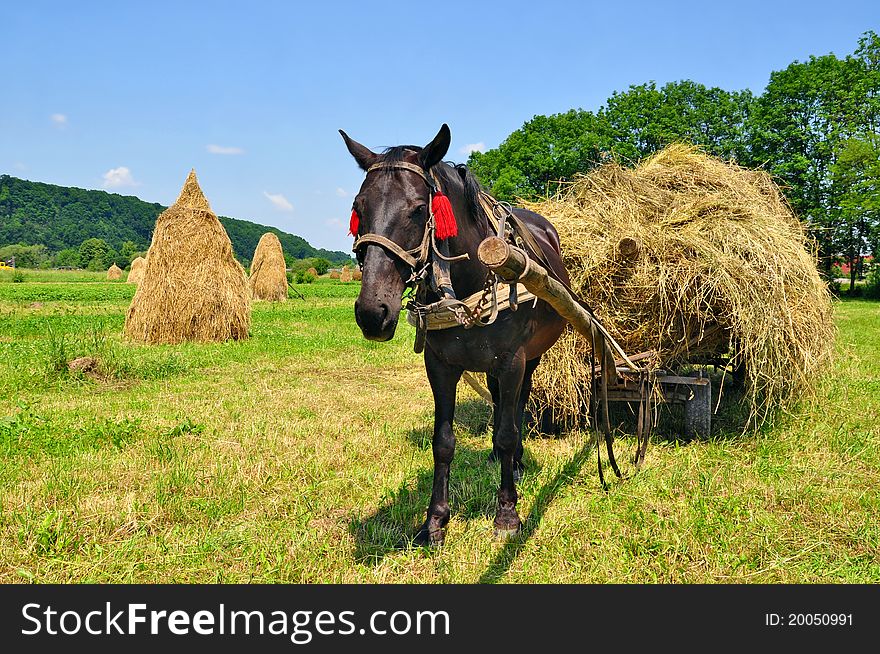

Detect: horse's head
[339,124,451,341]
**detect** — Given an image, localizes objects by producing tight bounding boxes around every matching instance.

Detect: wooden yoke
[477,236,640,385]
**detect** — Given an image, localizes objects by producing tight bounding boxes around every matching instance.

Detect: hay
[340,265,352,282]
[124,169,251,344]
[329,271,340,280]
[352,269,362,281]
[127,256,146,285]
[249,233,288,301]
[525,144,835,428]
[106,264,122,280]
[307,267,318,277]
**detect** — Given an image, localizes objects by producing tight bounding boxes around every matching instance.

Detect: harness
[351,160,535,353]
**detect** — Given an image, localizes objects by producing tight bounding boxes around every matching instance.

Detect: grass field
[0,272,877,583]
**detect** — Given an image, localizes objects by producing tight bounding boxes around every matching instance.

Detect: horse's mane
[378,145,488,228]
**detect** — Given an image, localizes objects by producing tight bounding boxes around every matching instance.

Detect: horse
[340,124,572,544]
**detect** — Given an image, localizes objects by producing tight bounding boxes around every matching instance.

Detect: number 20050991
[765,613,853,626]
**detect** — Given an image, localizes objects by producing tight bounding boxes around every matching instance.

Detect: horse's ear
[420,124,451,169]
[339,130,378,171]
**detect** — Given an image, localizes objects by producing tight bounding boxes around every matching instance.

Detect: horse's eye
[412,204,427,219]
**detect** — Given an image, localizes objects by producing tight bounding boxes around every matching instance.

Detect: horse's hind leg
[414,346,462,547]
[492,348,526,538]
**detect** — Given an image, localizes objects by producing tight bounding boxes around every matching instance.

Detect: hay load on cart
[515,145,835,433]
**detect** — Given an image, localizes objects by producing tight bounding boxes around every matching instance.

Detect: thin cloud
[207,144,245,155]
[50,113,68,127]
[335,187,349,198]
[13,162,27,171]
[459,142,486,155]
[264,191,293,212]
[102,166,139,189]
[325,218,344,229]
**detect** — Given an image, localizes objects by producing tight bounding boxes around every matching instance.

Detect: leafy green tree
[311,257,331,275]
[747,45,872,271]
[0,243,49,268]
[79,238,111,270]
[605,81,753,162]
[468,110,614,201]
[118,240,140,268]
[53,248,81,268]
[468,81,752,202]
[830,136,880,290]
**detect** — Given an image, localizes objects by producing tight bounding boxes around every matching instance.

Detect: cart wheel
[683,377,712,439]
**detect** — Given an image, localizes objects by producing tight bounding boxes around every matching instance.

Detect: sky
[2,0,878,254]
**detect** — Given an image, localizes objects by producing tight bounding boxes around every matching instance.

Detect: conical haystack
[340,265,352,282]
[107,264,123,280]
[525,145,835,428]
[249,233,288,301]
[124,170,250,344]
[127,256,147,285]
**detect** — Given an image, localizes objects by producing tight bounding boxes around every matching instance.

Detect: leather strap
[352,233,423,269]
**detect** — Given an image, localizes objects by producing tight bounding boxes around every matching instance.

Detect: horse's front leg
[414,346,462,547]
[492,348,526,538]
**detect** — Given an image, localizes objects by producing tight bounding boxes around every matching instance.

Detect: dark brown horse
[340,124,569,544]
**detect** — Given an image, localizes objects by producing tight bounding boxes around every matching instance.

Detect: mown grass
[0,271,877,583]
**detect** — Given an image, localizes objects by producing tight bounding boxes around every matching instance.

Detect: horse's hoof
[493,511,521,540]
[414,525,445,548]
[493,524,521,540]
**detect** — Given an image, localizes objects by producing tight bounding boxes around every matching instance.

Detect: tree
[0,243,49,268]
[830,136,880,290]
[468,110,615,202]
[53,248,80,268]
[467,81,753,202]
[604,81,753,163]
[78,238,112,270]
[748,48,870,272]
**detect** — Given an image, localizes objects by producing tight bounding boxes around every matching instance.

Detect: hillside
[0,175,351,264]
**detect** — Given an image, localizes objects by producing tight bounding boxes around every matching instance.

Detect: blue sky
[2,0,877,254]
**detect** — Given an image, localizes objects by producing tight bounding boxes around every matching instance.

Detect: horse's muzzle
[354,297,400,342]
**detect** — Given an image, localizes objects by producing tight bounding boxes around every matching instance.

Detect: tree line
[0,175,351,269]
[467,31,880,290]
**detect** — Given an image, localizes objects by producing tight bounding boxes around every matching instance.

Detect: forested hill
[0,175,351,264]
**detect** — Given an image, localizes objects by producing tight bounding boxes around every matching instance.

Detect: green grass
[0,270,877,583]
[0,269,119,283]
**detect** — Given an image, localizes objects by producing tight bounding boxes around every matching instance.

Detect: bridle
[352,161,469,286]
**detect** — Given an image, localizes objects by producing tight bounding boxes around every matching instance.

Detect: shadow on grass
[477,437,595,584]
[350,399,550,566]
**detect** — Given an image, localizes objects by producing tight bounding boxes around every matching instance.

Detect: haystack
[352,269,362,281]
[525,145,835,428]
[249,233,288,301]
[329,271,340,280]
[307,267,318,277]
[124,170,250,344]
[107,264,122,280]
[340,266,352,282]
[127,256,146,285]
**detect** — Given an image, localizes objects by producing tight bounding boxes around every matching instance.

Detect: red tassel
[432,191,457,240]
[349,209,359,236]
